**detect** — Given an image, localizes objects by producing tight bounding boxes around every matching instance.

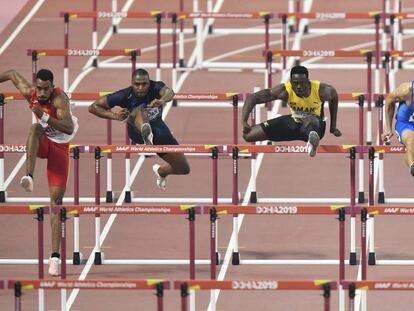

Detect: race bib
[146,107,161,121]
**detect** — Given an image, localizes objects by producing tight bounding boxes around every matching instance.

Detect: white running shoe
[20,175,34,192]
[153,164,166,190]
[307,131,320,157]
[141,123,153,145]
[48,257,60,276]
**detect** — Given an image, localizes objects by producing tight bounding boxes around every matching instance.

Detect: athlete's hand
[148,99,165,108]
[330,128,342,137]
[114,108,129,121]
[382,129,394,144]
[242,121,251,135]
[31,104,45,119]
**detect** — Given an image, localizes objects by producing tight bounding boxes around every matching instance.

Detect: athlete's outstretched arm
[0,70,32,100]
[31,94,74,135]
[89,96,129,121]
[241,84,287,134]
[383,82,411,142]
[148,86,175,108]
[320,83,341,137]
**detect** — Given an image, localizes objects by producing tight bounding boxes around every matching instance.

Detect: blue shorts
[128,119,179,157]
[395,120,414,144]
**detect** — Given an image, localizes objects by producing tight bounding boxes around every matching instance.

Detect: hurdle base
[249,191,257,204]
[92,58,98,68]
[112,25,118,34]
[215,252,221,265]
[0,191,5,203]
[358,192,365,203]
[94,252,102,265]
[304,25,309,34]
[378,192,385,204]
[179,59,185,68]
[124,191,132,203]
[232,252,240,265]
[368,252,376,265]
[172,99,178,107]
[289,25,295,33]
[349,252,357,265]
[398,60,403,69]
[73,252,81,265]
[106,191,113,203]
[208,24,213,34]
[193,25,197,33]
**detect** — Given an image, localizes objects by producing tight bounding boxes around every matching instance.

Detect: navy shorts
[128,119,179,157]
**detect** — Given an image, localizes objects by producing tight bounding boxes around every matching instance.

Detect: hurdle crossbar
[7,279,167,311]
[176,279,336,311]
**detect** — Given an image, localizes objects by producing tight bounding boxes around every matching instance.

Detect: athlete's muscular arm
[320,83,342,137]
[382,82,411,142]
[0,70,32,101]
[31,94,74,135]
[148,86,175,108]
[241,84,287,133]
[88,96,129,121]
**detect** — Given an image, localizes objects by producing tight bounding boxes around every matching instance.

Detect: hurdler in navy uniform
[89,68,190,190]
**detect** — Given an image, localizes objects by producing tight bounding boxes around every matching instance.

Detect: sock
[51,252,60,259]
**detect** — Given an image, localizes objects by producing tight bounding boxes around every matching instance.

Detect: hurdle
[0,204,206,280]
[228,144,360,266]
[207,204,347,282]
[364,145,409,266]
[0,93,235,205]
[91,144,220,268]
[6,279,168,311]
[26,48,139,92]
[341,280,414,311]
[176,279,337,311]
[173,11,274,69]
[60,11,165,80]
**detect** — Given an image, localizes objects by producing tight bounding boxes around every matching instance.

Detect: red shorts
[37,135,70,187]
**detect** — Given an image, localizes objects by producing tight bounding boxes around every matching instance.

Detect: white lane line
[4,154,26,189]
[65,155,146,309]
[66,0,225,309]
[207,1,314,309]
[0,0,45,190]
[0,0,45,55]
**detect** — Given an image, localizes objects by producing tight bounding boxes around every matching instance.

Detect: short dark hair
[290,65,309,79]
[132,68,149,79]
[36,69,54,83]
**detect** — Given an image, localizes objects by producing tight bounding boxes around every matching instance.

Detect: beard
[38,98,49,104]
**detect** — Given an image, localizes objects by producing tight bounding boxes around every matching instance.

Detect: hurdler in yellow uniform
[285,80,323,121]
[241,65,342,157]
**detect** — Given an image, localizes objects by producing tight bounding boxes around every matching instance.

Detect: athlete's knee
[178,163,190,175]
[403,134,414,149]
[306,116,320,129]
[174,160,190,175]
[29,123,44,138]
[243,133,256,143]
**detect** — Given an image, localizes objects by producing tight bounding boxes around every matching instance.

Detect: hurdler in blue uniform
[383,80,414,177]
[89,68,190,190]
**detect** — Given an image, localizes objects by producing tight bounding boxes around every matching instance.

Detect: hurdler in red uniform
[30,87,77,187]
[0,68,78,276]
